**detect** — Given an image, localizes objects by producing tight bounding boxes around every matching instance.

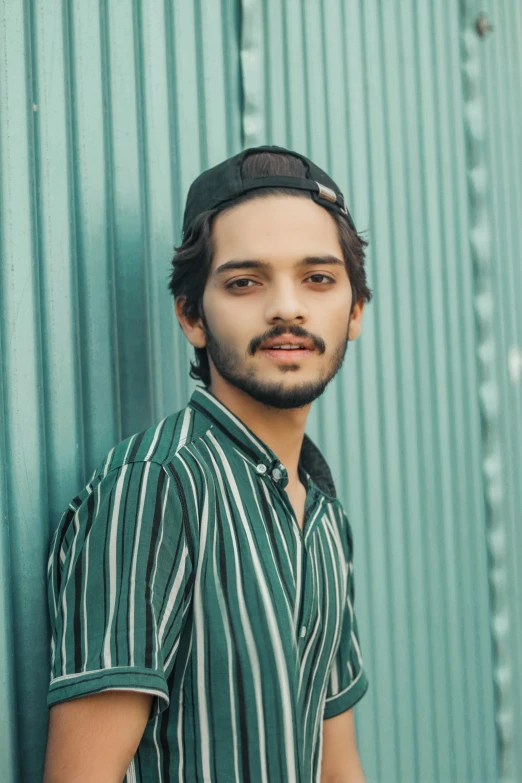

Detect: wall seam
[459,5,515,781]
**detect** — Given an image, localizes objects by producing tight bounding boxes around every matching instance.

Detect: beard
[200,311,351,410]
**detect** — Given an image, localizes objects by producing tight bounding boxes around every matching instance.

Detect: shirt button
[272,467,282,481]
[300,626,307,638]
[256,463,267,475]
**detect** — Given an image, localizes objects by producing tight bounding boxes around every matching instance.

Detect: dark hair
[167,151,373,388]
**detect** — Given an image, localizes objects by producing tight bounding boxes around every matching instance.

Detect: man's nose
[263,282,309,323]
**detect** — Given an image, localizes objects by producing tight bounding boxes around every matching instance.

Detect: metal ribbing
[459,3,515,781]
[241,1,499,781]
[0,1,53,778]
[481,1,522,779]
[0,332,18,781]
[0,1,242,779]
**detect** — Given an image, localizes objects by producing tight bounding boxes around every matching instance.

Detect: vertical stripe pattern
[47,386,368,781]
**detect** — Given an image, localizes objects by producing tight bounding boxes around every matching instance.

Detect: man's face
[196,194,364,409]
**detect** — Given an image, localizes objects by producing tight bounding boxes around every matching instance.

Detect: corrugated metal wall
[242,1,496,780]
[459,2,518,779]
[0,1,242,780]
[0,1,520,781]
[481,1,522,780]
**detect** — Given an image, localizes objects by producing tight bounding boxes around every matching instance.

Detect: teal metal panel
[480,2,522,779]
[0,0,242,779]
[0,1,53,778]
[241,1,499,781]
[459,2,515,778]
[0,326,18,780]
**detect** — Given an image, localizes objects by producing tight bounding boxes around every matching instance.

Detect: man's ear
[348,298,364,341]
[174,297,207,348]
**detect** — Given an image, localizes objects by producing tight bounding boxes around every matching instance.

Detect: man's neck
[208,380,311,488]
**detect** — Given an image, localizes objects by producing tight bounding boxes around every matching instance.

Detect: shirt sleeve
[323,515,369,719]
[47,459,193,720]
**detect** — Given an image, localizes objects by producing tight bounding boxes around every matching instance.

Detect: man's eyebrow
[212,255,345,278]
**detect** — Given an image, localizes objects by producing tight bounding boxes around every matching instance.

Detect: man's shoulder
[51,403,212,565]
[93,400,214,480]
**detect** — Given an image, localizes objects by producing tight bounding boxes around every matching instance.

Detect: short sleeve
[47,460,193,720]
[324,518,369,719]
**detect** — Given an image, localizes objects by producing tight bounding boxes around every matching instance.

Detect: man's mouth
[262,346,315,361]
[264,345,307,350]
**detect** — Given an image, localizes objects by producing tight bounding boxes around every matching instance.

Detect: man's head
[169,148,373,410]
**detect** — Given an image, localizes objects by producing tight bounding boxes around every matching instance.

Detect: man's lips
[260,334,315,351]
[261,346,315,362]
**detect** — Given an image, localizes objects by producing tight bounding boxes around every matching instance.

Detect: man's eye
[226,278,256,290]
[307,274,335,284]
[225,275,335,290]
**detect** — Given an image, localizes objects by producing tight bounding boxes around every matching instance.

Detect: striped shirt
[47,385,368,782]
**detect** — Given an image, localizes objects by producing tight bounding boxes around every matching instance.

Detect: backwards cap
[181,144,357,240]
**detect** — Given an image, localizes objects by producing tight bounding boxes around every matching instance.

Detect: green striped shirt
[47,385,368,782]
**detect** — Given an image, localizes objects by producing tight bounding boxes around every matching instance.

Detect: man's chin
[216,370,331,410]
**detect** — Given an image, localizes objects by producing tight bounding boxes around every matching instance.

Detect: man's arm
[43,690,153,783]
[321,708,366,783]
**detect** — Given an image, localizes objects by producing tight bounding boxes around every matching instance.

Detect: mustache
[251,328,325,354]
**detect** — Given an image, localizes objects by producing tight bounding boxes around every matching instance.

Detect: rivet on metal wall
[476,14,493,38]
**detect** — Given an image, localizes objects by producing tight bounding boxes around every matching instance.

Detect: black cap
[181,144,357,240]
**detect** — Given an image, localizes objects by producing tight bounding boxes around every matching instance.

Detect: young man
[44,145,373,782]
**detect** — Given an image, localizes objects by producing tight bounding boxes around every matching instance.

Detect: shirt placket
[261,461,321,649]
[294,493,320,652]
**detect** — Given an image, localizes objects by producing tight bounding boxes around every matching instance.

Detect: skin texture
[43,690,153,782]
[321,708,367,783]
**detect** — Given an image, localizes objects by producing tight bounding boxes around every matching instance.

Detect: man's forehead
[209,197,343,271]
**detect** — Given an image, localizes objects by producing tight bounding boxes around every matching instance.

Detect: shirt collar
[188,386,337,500]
